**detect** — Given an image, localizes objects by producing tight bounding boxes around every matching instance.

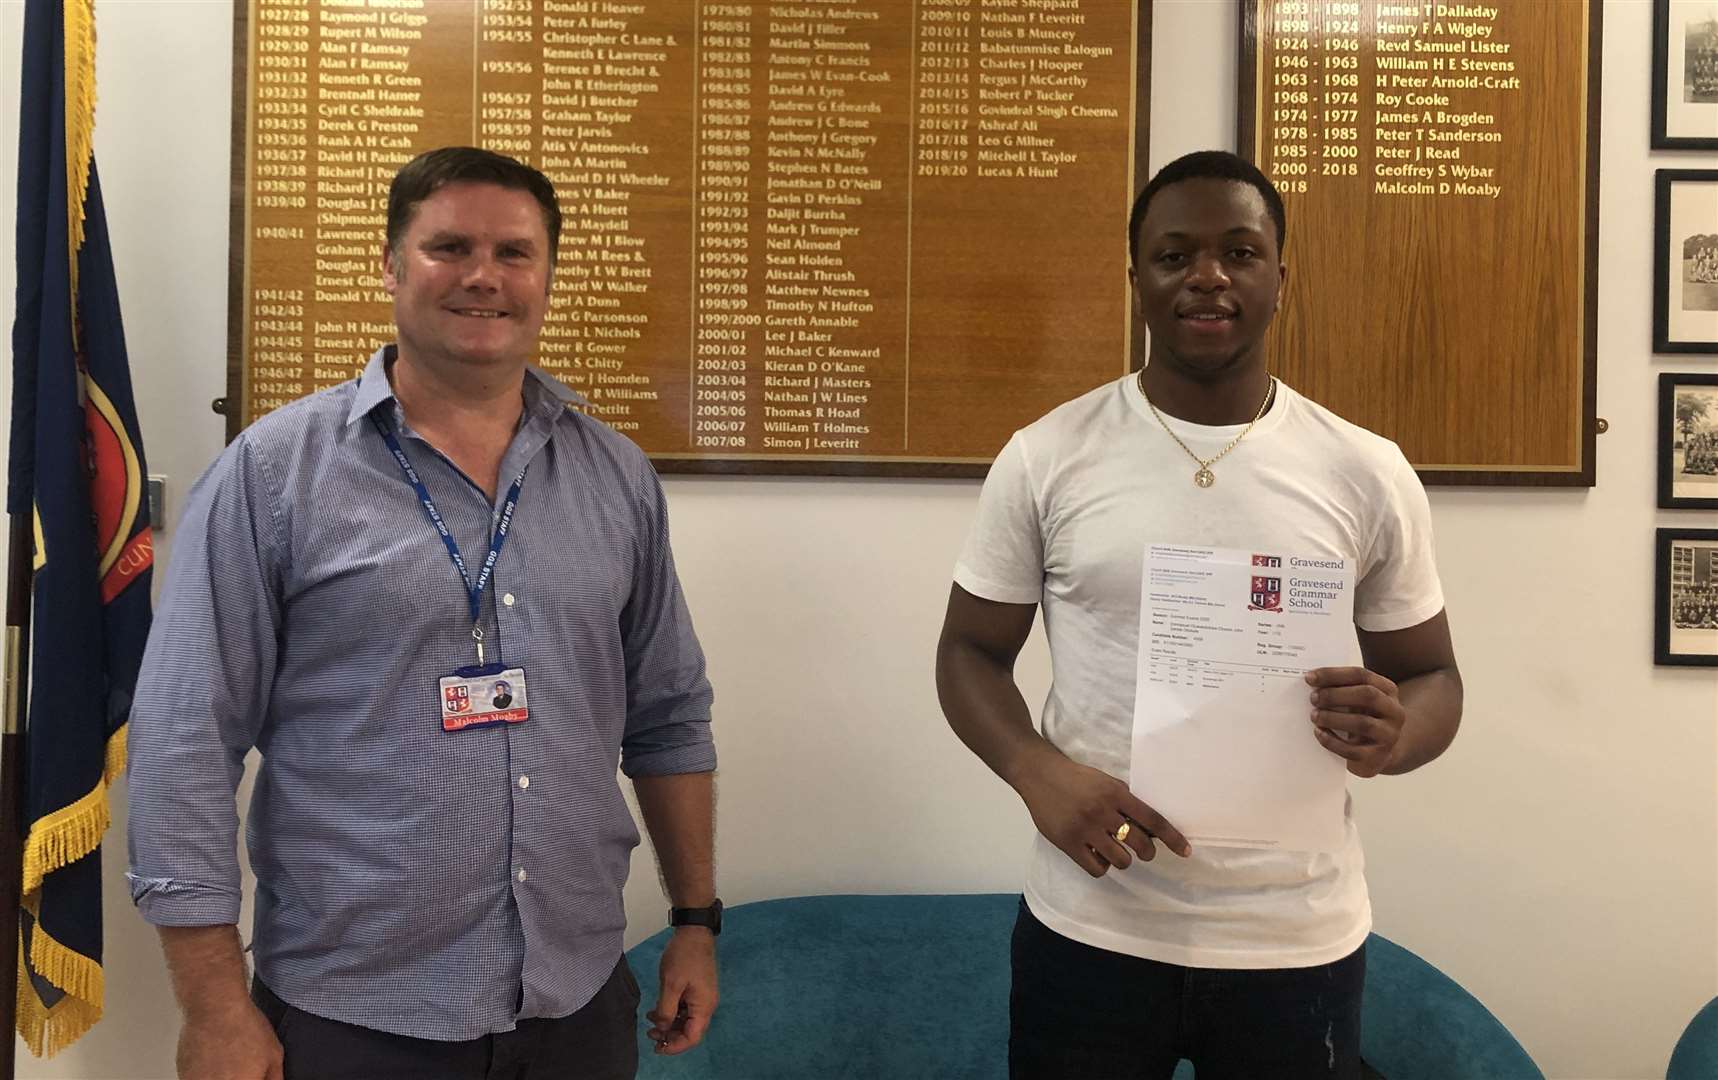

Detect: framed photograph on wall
[1656,528,1718,666]
[1654,170,1718,352]
[1660,373,1718,508]
[1654,0,1718,148]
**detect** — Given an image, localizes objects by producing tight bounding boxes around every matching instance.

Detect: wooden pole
[1,512,33,1079]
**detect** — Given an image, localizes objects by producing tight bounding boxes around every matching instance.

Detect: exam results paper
[1130,544,1358,853]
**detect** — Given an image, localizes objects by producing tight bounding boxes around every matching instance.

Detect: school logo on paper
[1250,554,1283,612]
[444,685,471,714]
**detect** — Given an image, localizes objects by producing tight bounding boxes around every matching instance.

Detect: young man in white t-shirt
[936,151,1462,1079]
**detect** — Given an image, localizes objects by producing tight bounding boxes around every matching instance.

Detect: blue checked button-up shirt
[126,346,715,1041]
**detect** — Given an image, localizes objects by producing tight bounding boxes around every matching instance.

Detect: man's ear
[382,245,400,295]
[1127,265,1144,318]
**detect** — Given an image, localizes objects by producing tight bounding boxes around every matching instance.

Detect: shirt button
[516,868,528,883]
[518,775,530,790]
[503,593,516,607]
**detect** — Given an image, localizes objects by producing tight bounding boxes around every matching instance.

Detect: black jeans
[252,958,640,1080]
[1009,899,1366,1080]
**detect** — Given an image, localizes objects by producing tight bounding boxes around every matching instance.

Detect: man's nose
[460,254,502,290]
[1185,252,1230,290]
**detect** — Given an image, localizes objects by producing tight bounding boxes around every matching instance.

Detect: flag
[8,0,153,1056]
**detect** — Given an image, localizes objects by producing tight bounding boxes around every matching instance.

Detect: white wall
[0,2,1713,1078]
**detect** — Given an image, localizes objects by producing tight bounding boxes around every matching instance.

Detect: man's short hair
[387,147,563,265]
[1127,150,1286,268]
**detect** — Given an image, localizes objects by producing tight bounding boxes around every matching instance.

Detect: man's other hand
[647,927,718,1055]
[176,999,283,1080]
[1012,745,1192,877]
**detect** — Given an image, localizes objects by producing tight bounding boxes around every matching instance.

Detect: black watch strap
[669,898,723,936]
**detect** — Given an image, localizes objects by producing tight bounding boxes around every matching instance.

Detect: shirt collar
[346,344,584,427]
[346,345,398,425]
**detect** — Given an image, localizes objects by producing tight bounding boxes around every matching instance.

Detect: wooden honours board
[1240,1,1601,486]
[230,0,1150,476]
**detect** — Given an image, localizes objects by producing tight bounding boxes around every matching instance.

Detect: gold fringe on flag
[20,784,109,900]
[14,723,128,1054]
[62,0,97,319]
[17,722,126,894]
[25,916,104,1009]
[14,909,104,1058]
[105,720,126,788]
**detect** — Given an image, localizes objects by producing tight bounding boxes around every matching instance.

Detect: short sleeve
[953,431,1046,605]
[1354,449,1445,633]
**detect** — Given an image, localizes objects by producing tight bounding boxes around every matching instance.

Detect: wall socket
[147,475,166,531]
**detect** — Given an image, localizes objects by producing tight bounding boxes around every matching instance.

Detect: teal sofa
[629,893,1541,1079]
[1671,998,1718,1079]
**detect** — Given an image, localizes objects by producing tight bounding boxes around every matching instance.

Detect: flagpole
[1,512,31,1080]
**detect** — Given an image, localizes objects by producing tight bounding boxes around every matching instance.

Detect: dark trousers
[252,958,640,1080]
[1009,899,1366,1080]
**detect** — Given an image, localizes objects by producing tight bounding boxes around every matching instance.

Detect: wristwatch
[669,898,723,936]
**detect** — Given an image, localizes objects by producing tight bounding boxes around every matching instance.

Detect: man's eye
[1230,249,1258,260]
[1157,252,1185,265]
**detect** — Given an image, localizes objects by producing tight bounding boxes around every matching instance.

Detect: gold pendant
[1194,467,1216,488]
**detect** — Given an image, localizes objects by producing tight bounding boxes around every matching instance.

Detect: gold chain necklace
[1138,369,1276,489]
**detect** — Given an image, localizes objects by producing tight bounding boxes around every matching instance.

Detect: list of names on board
[1247,1,1596,483]
[239,0,1146,472]
[1263,1,1521,201]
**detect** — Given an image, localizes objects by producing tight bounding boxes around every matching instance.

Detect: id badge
[439,664,529,732]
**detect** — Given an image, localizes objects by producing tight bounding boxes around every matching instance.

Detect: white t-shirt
[954,374,1445,970]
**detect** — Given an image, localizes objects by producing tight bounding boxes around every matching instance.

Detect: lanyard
[371,413,526,664]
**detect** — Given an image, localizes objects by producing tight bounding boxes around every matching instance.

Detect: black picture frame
[1654,0,1718,149]
[1654,170,1718,353]
[1659,373,1718,509]
[1655,528,1718,667]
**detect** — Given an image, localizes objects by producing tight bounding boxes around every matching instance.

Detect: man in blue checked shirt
[127,147,721,1080]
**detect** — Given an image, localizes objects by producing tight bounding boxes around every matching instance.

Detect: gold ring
[1113,821,1131,844]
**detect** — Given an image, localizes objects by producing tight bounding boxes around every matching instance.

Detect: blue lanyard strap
[370,413,526,627]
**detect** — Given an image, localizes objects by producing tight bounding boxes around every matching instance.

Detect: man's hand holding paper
[1305,666,1408,778]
